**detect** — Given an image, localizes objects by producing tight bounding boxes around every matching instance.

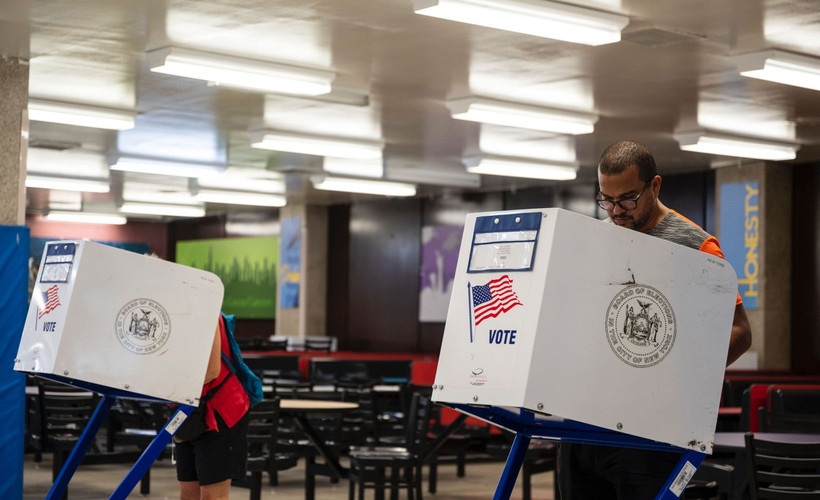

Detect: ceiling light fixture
[119,202,206,218]
[413,0,629,46]
[45,211,127,225]
[447,96,598,134]
[674,130,799,161]
[733,49,820,92]
[111,157,227,178]
[462,154,578,180]
[310,176,417,197]
[249,130,383,160]
[147,46,335,96]
[193,189,287,207]
[28,98,136,130]
[384,163,481,188]
[196,169,286,193]
[26,175,111,193]
[323,157,384,178]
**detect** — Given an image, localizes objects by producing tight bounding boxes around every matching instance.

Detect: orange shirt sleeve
[699,236,743,305]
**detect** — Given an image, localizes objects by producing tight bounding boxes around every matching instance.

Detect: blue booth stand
[39,373,195,500]
[444,403,705,500]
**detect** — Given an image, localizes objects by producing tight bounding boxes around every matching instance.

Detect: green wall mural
[176,236,278,319]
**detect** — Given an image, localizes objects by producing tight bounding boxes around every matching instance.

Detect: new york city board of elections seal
[606,285,676,368]
[115,298,171,354]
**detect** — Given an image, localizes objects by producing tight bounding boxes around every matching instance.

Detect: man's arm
[726,303,752,366]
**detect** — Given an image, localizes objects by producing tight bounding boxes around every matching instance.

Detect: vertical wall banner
[420,225,463,322]
[0,226,29,500]
[279,217,301,309]
[176,236,278,318]
[720,181,760,309]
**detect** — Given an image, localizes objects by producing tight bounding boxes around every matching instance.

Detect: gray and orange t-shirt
[607,209,743,305]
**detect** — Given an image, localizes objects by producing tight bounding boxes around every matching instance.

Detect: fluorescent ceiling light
[733,50,820,92]
[463,154,578,180]
[323,157,384,178]
[249,130,383,160]
[45,211,127,225]
[147,46,335,96]
[194,189,287,207]
[111,157,226,178]
[26,174,110,193]
[28,98,136,130]
[310,176,417,197]
[119,202,206,218]
[196,168,286,193]
[28,148,109,178]
[674,130,799,161]
[122,180,198,205]
[413,0,629,46]
[384,163,481,188]
[447,96,598,134]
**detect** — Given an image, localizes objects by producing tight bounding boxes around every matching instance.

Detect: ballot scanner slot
[468,212,541,273]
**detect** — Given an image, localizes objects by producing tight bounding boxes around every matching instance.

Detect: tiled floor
[23,452,557,499]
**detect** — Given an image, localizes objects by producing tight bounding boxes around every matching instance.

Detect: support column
[276,203,328,338]
[0,56,28,225]
[0,55,28,500]
[716,162,792,369]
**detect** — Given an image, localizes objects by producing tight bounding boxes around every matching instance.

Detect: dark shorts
[558,443,682,499]
[175,412,249,486]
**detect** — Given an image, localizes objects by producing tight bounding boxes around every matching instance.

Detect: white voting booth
[16,240,224,499]
[432,208,739,499]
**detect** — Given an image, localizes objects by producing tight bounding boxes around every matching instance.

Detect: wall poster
[419,225,463,322]
[279,217,301,309]
[719,181,760,309]
[176,236,278,319]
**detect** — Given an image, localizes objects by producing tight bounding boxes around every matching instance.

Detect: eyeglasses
[596,180,651,211]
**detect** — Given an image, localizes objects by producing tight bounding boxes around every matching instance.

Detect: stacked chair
[347,392,431,500]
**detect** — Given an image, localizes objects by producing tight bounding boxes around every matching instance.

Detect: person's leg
[179,481,201,500]
[557,443,617,500]
[193,414,249,491]
[199,479,231,500]
[176,440,201,499]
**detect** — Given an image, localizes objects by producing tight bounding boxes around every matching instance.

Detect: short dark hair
[598,140,657,181]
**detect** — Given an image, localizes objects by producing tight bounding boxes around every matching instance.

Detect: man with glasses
[557,140,752,499]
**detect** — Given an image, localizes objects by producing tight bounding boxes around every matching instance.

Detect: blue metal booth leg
[109,405,194,500]
[45,395,194,500]
[493,434,532,500]
[46,395,116,500]
[654,449,706,500]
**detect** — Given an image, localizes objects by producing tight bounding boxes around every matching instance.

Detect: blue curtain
[0,225,29,499]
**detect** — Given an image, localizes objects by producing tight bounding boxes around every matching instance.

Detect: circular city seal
[115,298,171,355]
[605,285,676,368]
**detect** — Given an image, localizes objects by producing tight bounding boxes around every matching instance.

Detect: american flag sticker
[38,285,62,319]
[467,275,523,341]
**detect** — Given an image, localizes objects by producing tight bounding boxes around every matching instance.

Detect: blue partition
[0,225,29,500]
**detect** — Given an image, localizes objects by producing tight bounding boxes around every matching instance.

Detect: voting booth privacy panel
[432,208,738,453]
[15,240,224,405]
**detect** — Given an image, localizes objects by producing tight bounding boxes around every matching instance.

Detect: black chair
[745,432,820,499]
[233,398,298,500]
[760,388,820,433]
[347,392,431,500]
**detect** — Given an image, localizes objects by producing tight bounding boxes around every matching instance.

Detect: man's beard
[613,210,652,232]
